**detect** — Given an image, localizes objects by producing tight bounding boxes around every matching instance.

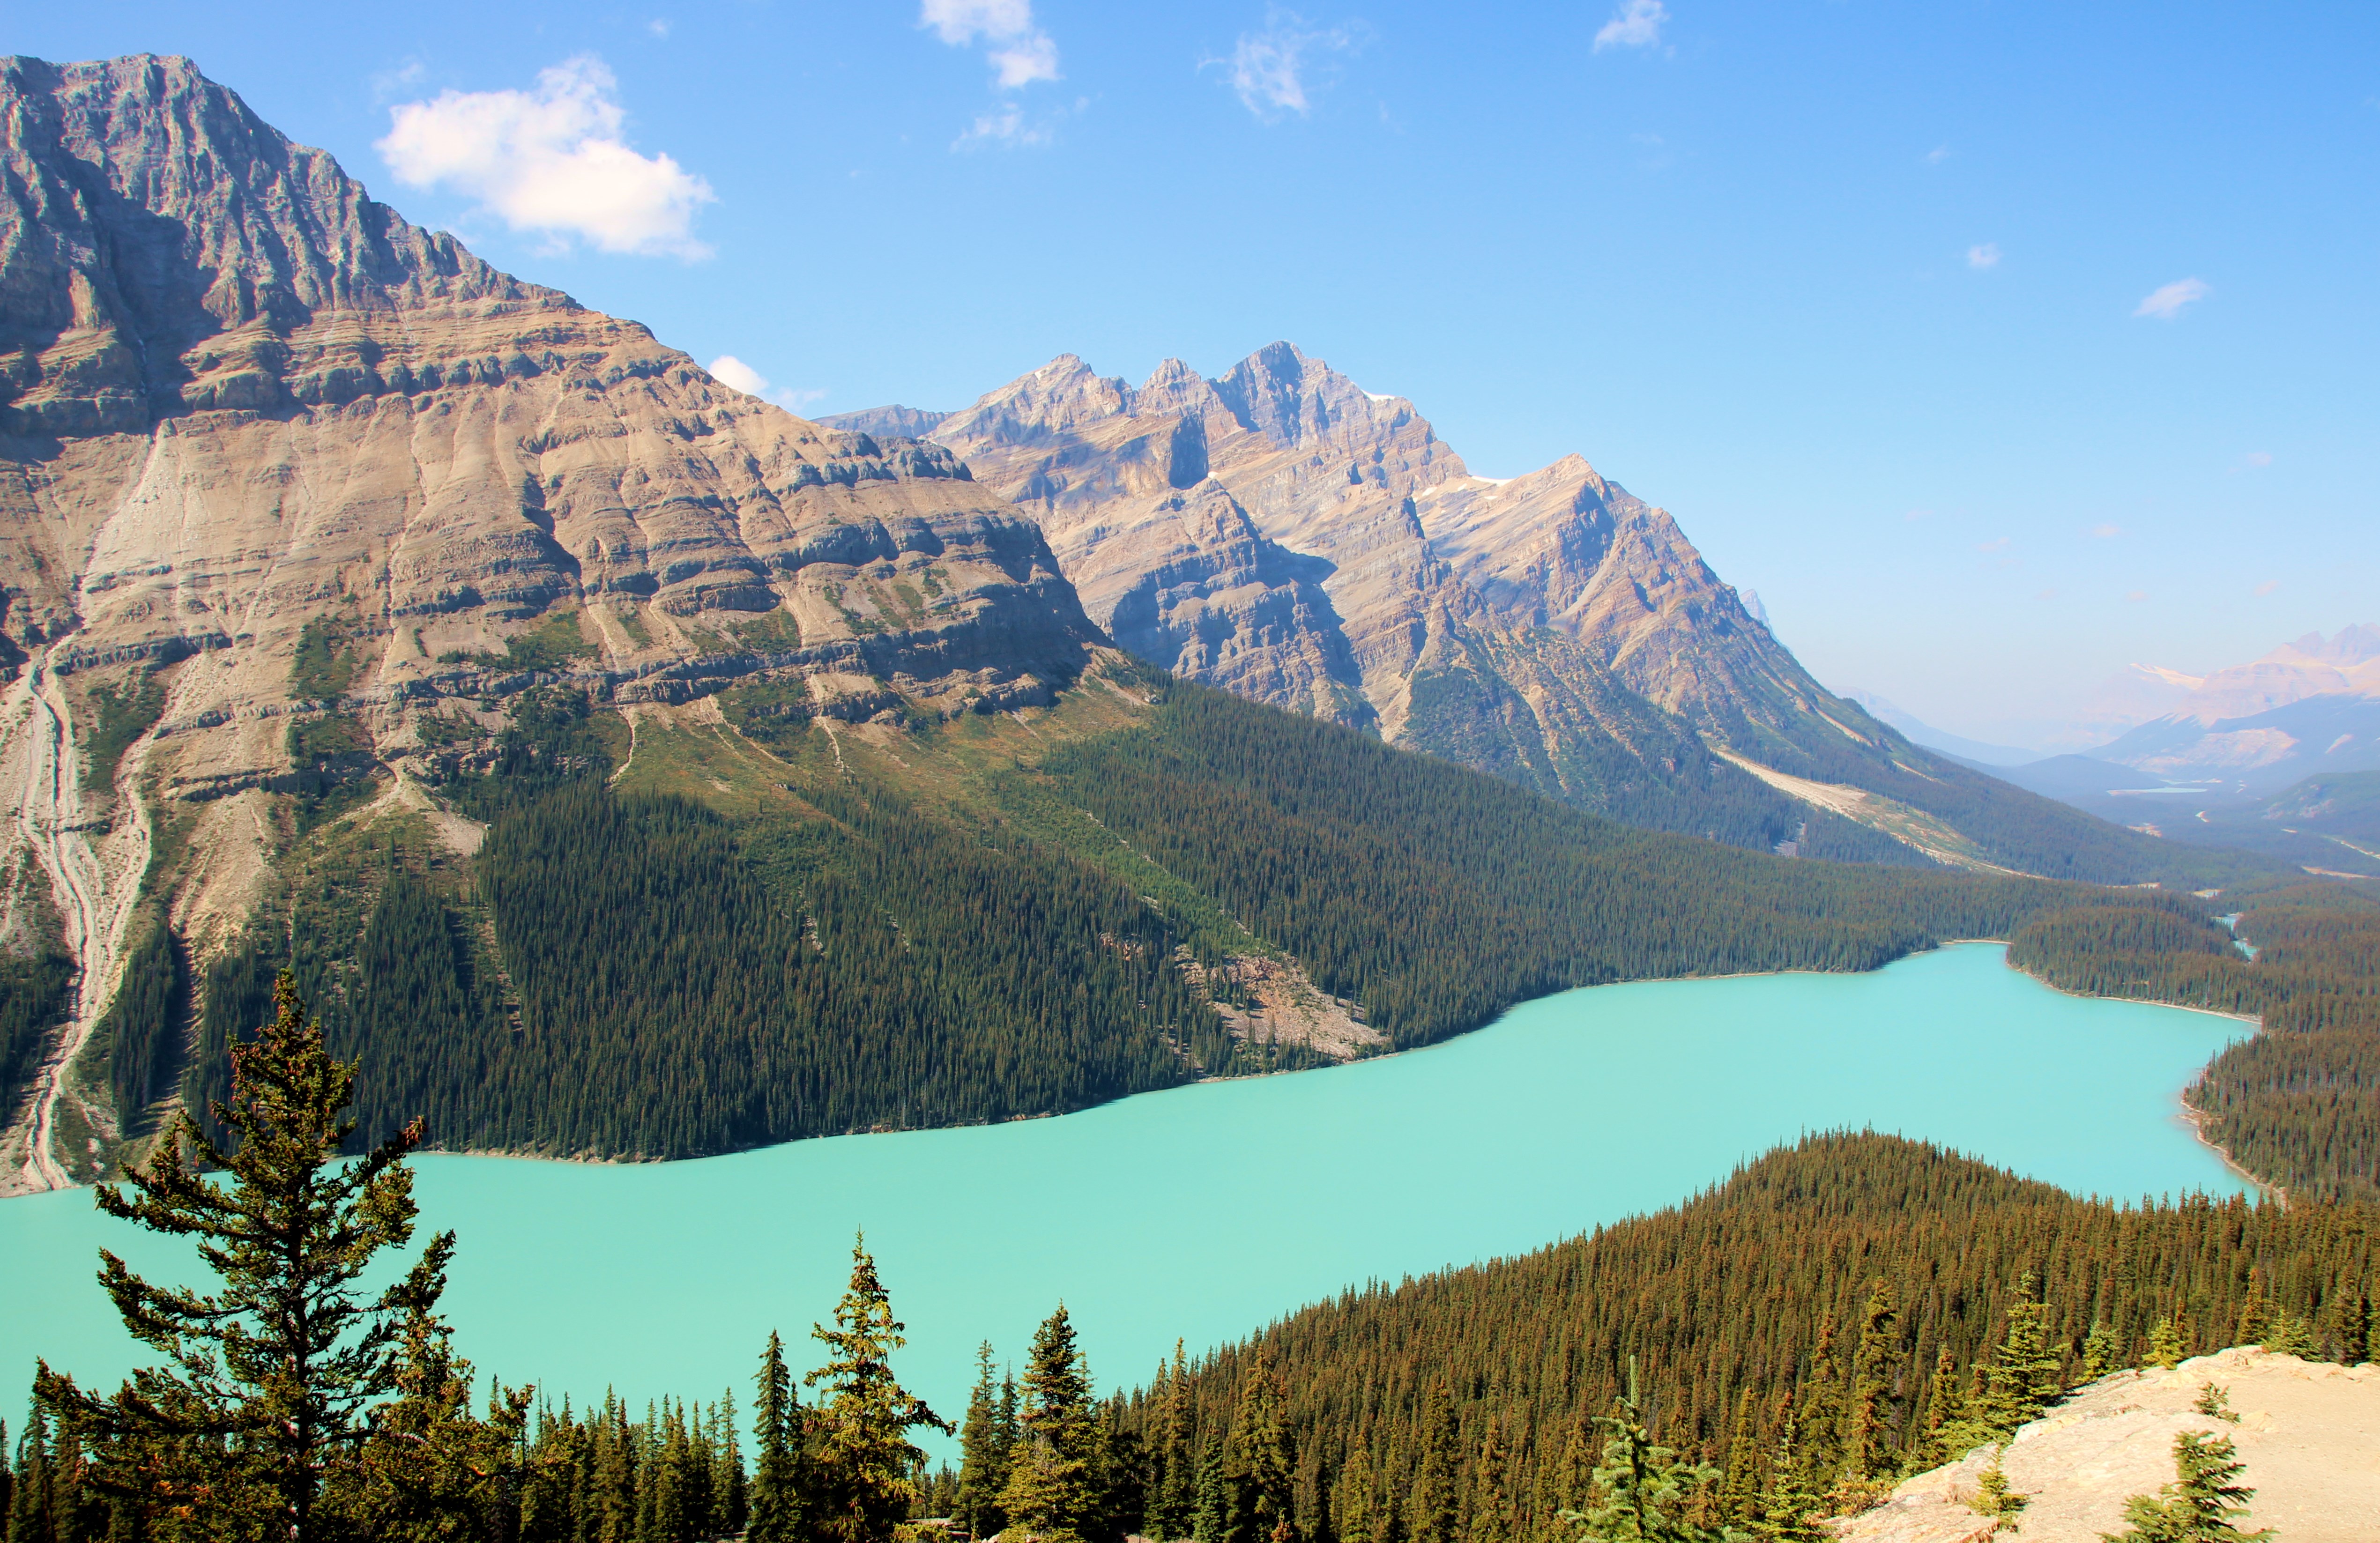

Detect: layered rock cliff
[0,53,1101,1188]
[910,345,1885,824]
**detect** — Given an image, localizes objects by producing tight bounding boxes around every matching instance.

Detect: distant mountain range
[825,360,2200,880]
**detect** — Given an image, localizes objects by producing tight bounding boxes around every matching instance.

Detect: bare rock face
[1833,1348,2380,1542]
[0,54,1100,731]
[928,343,1852,811]
[0,54,1110,1191]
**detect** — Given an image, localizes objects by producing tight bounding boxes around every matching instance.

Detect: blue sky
[14,2,2376,744]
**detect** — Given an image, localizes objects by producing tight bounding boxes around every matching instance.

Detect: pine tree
[36,970,452,1543]
[1556,1361,1738,1543]
[1405,1390,1458,1543]
[2102,1431,2275,1542]
[2148,1316,2187,1371]
[1796,1319,1843,1484]
[1966,1448,2026,1535]
[1747,1388,1825,1543]
[1332,1449,1376,1543]
[2257,1310,2316,1359]
[998,1306,1101,1543]
[332,1311,533,1541]
[1232,1356,1296,1543]
[8,1405,54,1543]
[1150,1343,1196,1542]
[1975,1274,2061,1435]
[751,1334,802,1543]
[713,1392,748,1538]
[956,1344,1012,1541]
[1915,1347,1966,1469]
[1192,1433,1238,1543]
[806,1239,948,1543]
[1717,1394,1762,1526]
[2082,1321,2120,1382]
[1842,1281,1903,1482]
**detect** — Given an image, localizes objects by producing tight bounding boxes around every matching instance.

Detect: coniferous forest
[13,990,2371,1543]
[141,675,2239,1165]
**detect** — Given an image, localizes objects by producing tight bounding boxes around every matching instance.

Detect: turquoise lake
[1,944,2249,1450]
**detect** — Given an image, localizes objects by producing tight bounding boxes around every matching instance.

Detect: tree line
[2012,882,2380,1203]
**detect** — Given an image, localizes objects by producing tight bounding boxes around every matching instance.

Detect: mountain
[882,349,2253,881]
[0,53,1098,1186]
[1847,689,2038,765]
[0,55,2301,1194]
[2094,690,2380,794]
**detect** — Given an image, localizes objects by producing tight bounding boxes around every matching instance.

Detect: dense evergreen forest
[19,991,2368,1543]
[0,928,75,1132]
[2012,882,2380,1204]
[1108,1131,2373,1543]
[141,674,2216,1163]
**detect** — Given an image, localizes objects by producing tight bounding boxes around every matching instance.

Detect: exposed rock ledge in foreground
[1834,1347,2380,1542]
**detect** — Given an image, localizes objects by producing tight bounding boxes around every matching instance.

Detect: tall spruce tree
[998,1306,1102,1543]
[36,971,453,1543]
[1150,1343,1195,1542]
[750,1334,800,1543]
[1842,1281,1903,1483]
[955,1344,1012,1541]
[1229,1356,1295,1543]
[805,1241,946,1543]
[1975,1274,2061,1435]
[1405,1388,1458,1543]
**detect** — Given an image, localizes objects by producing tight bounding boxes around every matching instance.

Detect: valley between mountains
[0,52,2373,1212]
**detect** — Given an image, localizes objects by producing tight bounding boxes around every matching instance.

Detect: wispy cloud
[2244,450,2273,467]
[2090,522,2123,539]
[378,57,714,258]
[2255,579,2282,596]
[2134,277,2210,320]
[1976,536,2010,553]
[2126,589,2149,602]
[2035,587,2059,601]
[1594,0,1668,52]
[1925,145,1950,165]
[1966,242,2000,270]
[922,0,1062,88]
[955,104,1064,148]
[1212,11,1359,119]
[647,19,670,39]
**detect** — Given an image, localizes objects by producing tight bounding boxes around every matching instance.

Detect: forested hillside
[122,667,2218,1164]
[1111,1132,2376,1543]
[2013,883,2380,1203]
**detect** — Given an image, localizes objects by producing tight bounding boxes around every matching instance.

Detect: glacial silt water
[2,944,2249,1445]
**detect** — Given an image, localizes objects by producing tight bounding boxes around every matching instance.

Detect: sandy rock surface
[1832,1348,2380,1542]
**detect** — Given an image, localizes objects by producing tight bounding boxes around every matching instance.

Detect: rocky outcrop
[1834,1348,2380,1542]
[0,54,1110,1188]
[925,344,1876,821]
[0,54,1101,737]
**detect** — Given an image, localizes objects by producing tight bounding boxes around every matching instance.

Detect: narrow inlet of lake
[2,944,2249,1449]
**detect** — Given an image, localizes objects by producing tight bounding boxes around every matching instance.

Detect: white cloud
[2134,277,2210,320]
[704,356,826,413]
[1976,536,2010,553]
[647,19,670,38]
[922,0,1061,88]
[1967,242,2000,269]
[2244,450,2273,467]
[1594,0,1668,52]
[707,355,768,395]
[1215,13,1358,118]
[1926,145,1950,165]
[2090,522,2123,539]
[2255,579,2282,596]
[378,56,714,258]
[2125,589,2149,602]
